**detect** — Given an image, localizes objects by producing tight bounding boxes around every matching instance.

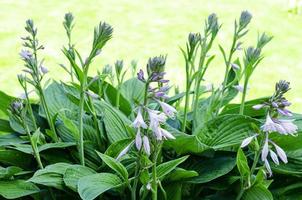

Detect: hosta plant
[0,11,301,200]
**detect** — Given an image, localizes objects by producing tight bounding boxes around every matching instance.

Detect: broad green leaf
[0,148,32,168]
[7,142,76,154]
[243,185,273,200]
[89,79,132,116]
[186,155,236,184]
[63,165,96,192]
[0,180,40,199]
[105,138,133,158]
[95,101,132,143]
[0,119,13,133]
[165,115,259,155]
[221,97,269,117]
[0,166,23,179]
[156,156,189,180]
[0,90,14,117]
[29,163,72,190]
[96,152,128,180]
[41,81,77,118]
[78,173,122,200]
[237,148,250,178]
[165,167,198,182]
[0,133,26,146]
[120,78,145,105]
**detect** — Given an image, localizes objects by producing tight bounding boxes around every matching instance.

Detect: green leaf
[156,156,189,180]
[0,119,13,133]
[96,152,128,180]
[0,166,23,179]
[0,90,14,117]
[105,138,133,158]
[165,167,198,182]
[0,133,26,146]
[78,173,122,200]
[95,101,132,143]
[29,163,72,190]
[165,115,259,155]
[186,155,236,184]
[63,165,96,192]
[41,81,78,118]
[243,185,273,200]
[89,79,132,116]
[0,180,40,199]
[237,148,250,178]
[221,97,268,117]
[0,148,32,168]
[120,78,145,105]
[7,142,76,154]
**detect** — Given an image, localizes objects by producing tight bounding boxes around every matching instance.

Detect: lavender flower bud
[115,60,124,76]
[188,32,200,49]
[102,64,112,76]
[231,63,240,70]
[116,143,132,160]
[137,69,145,82]
[143,136,151,156]
[40,66,49,74]
[239,11,252,29]
[257,33,272,49]
[63,12,74,30]
[252,104,264,110]
[135,129,142,150]
[19,50,32,60]
[147,55,166,75]
[10,100,23,114]
[86,91,99,99]
[272,102,278,108]
[276,80,290,93]
[233,85,244,93]
[207,13,219,34]
[245,46,261,63]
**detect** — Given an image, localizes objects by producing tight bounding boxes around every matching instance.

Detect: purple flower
[40,66,49,74]
[281,100,291,107]
[272,102,278,108]
[160,128,175,140]
[277,119,298,135]
[233,85,244,93]
[157,101,177,118]
[86,91,99,99]
[137,69,145,82]
[132,107,148,129]
[148,109,167,127]
[261,134,269,162]
[252,104,265,110]
[240,134,258,148]
[116,143,132,160]
[135,129,142,150]
[261,114,285,133]
[143,136,151,156]
[20,50,32,60]
[264,159,272,177]
[231,63,240,70]
[277,108,293,117]
[272,142,288,163]
[270,150,279,165]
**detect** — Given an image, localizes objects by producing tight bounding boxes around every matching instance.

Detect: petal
[261,136,269,161]
[273,143,288,163]
[161,128,175,140]
[143,136,151,156]
[116,143,132,160]
[135,130,142,150]
[264,159,273,177]
[270,150,279,165]
[240,135,256,148]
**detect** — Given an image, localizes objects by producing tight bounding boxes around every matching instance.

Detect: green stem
[182,61,190,132]
[239,77,249,115]
[116,84,120,109]
[78,83,86,166]
[151,145,159,200]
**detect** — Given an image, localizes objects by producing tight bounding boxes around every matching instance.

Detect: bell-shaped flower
[276,119,298,136]
[135,129,142,150]
[233,85,244,93]
[261,134,269,162]
[264,159,272,177]
[269,150,279,165]
[143,136,151,156]
[132,107,148,129]
[261,114,285,134]
[116,143,132,160]
[271,142,288,163]
[157,101,177,118]
[252,104,265,110]
[277,108,293,117]
[160,128,175,140]
[148,109,167,128]
[240,134,258,148]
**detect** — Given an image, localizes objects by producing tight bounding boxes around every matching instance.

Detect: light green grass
[0,0,301,111]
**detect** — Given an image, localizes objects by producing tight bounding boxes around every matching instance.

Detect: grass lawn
[0,0,301,111]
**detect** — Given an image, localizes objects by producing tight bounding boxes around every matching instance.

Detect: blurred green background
[0,0,301,111]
